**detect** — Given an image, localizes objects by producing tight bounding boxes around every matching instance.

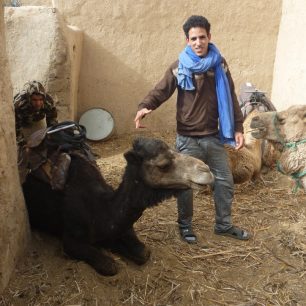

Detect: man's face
[187,27,211,57]
[30,94,44,110]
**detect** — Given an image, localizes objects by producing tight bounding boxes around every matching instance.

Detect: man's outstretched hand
[134,108,152,128]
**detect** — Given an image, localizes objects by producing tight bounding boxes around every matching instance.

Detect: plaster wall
[4,6,83,121]
[3,0,52,6]
[51,0,282,134]
[0,0,29,293]
[21,0,52,4]
[271,0,306,110]
[3,0,282,134]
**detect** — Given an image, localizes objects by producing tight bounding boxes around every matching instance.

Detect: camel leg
[111,227,151,265]
[63,233,118,276]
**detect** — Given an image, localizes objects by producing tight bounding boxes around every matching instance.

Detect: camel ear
[124,150,142,164]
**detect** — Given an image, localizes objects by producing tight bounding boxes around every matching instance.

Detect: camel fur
[22,137,214,275]
[251,105,306,191]
[226,109,264,184]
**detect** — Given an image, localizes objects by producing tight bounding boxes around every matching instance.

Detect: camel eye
[278,117,286,125]
[156,159,172,170]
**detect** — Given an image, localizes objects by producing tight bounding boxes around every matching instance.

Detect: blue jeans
[176,134,234,232]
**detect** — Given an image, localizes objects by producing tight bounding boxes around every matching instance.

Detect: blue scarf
[177,43,235,147]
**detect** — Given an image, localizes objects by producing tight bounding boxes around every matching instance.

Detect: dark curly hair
[183,15,211,38]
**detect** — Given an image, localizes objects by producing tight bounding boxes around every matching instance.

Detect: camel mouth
[189,181,211,190]
[154,181,212,190]
[189,172,215,189]
[250,127,267,139]
[151,172,214,190]
[250,119,267,139]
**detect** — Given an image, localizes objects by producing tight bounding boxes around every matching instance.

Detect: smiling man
[134,15,250,243]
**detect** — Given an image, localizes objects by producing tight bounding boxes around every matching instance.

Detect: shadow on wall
[77,33,177,135]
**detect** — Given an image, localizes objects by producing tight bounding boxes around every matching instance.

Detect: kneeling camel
[23,137,214,275]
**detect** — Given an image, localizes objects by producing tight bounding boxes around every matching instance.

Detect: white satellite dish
[79,108,114,141]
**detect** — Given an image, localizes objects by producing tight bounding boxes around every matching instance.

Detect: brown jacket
[138,59,244,136]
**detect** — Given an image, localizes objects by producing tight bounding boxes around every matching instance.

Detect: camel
[23,137,214,276]
[226,109,265,184]
[225,83,278,184]
[250,105,306,191]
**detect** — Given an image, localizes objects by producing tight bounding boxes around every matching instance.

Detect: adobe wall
[0,0,29,293]
[5,6,83,121]
[3,0,282,133]
[271,0,306,110]
[52,0,282,134]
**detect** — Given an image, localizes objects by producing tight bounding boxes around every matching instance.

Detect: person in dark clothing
[134,15,250,243]
[14,81,64,189]
[14,80,58,147]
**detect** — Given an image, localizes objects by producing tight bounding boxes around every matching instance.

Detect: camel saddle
[18,121,95,190]
[238,82,276,119]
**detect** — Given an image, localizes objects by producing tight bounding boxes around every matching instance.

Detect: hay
[1,131,305,305]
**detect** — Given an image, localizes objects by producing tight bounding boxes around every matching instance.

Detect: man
[134,15,250,243]
[14,80,58,147]
[14,81,77,190]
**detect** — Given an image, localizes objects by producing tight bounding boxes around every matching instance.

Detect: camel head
[124,137,214,189]
[242,108,263,145]
[250,105,306,143]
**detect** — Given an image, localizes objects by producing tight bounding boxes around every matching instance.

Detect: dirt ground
[1,131,306,306]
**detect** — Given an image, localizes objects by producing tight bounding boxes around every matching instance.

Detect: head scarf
[22,80,46,98]
[14,80,47,106]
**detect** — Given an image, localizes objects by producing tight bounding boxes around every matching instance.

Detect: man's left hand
[235,132,244,150]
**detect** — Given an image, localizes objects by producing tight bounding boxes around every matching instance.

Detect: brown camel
[250,105,306,191]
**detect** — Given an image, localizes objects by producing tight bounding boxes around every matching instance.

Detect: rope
[272,112,306,149]
[284,139,306,150]
[291,170,306,193]
[277,160,306,193]
[272,113,306,192]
